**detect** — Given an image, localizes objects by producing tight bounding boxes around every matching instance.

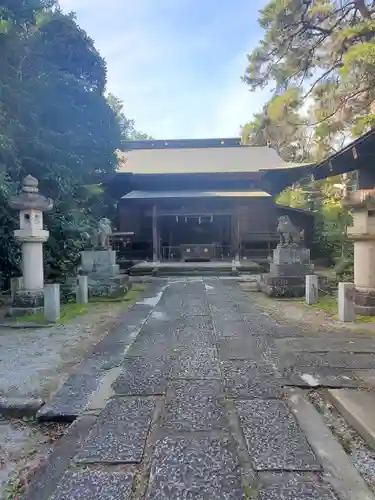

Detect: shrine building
[106,138,315,264]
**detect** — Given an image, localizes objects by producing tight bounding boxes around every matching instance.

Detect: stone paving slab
[145,434,245,499]
[74,355,121,374]
[75,397,154,464]
[281,352,375,370]
[88,343,129,367]
[162,380,227,431]
[37,373,102,421]
[268,325,306,338]
[113,357,170,395]
[103,323,144,344]
[210,305,238,315]
[283,367,364,388]
[180,304,210,316]
[171,347,221,379]
[218,337,271,361]
[356,369,375,388]
[213,320,252,338]
[50,469,136,500]
[125,332,173,358]
[177,316,213,330]
[242,321,280,337]
[174,329,215,351]
[276,337,375,354]
[214,312,245,322]
[259,476,339,500]
[222,360,283,398]
[235,399,321,471]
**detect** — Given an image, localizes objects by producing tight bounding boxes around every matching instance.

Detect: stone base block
[10,289,44,316]
[10,306,44,317]
[258,274,306,298]
[64,273,130,299]
[87,274,130,297]
[273,246,311,265]
[81,250,119,276]
[354,289,375,316]
[269,263,312,277]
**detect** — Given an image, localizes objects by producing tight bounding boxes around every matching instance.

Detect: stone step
[328,389,375,451]
[129,263,261,277]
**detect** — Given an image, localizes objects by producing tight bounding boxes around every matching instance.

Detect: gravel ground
[0,298,142,497]
[0,301,134,399]
[1,418,68,499]
[309,389,375,492]
[241,283,375,337]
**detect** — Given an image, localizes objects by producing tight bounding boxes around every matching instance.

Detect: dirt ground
[240,282,375,337]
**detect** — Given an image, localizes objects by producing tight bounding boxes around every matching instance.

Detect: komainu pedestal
[259,246,313,297]
[80,249,130,297]
[258,216,313,298]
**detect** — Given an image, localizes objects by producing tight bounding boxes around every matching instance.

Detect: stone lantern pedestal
[343,189,375,315]
[9,176,53,316]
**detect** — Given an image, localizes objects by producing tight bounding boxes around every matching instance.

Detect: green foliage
[241,0,374,262]
[107,93,153,144]
[244,0,375,139]
[276,186,308,209]
[0,0,148,288]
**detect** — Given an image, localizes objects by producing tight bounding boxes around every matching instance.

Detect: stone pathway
[23,278,375,499]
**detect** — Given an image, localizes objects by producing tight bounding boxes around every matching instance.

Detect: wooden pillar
[232,212,240,262]
[152,205,159,262]
[235,217,241,262]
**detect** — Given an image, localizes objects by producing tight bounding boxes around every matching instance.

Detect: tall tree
[0,2,126,283]
[244,0,375,138]
[107,93,153,144]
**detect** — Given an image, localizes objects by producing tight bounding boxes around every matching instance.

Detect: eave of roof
[305,128,375,181]
[121,190,271,200]
[122,138,241,149]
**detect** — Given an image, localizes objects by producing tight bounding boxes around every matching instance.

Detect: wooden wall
[118,198,314,247]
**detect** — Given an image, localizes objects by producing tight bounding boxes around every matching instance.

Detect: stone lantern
[9,175,53,315]
[343,188,375,315]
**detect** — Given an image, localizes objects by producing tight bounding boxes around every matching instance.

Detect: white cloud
[58,0,269,139]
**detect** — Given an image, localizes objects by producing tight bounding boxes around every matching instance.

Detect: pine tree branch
[293,86,372,127]
[302,64,341,100]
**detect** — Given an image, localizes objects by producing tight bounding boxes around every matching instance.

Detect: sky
[58,0,270,139]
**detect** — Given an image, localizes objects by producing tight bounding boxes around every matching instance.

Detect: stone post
[338,282,356,322]
[305,275,318,305]
[76,275,88,304]
[343,190,375,315]
[10,277,23,303]
[8,176,53,316]
[44,284,60,322]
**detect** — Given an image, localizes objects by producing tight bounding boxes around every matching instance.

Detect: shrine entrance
[158,213,232,261]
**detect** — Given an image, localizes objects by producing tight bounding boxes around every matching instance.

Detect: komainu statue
[276,215,304,247]
[89,218,112,249]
